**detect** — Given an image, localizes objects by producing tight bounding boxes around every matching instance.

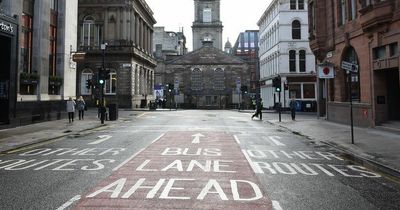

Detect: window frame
[289,50,297,72]
[292,20,301,40]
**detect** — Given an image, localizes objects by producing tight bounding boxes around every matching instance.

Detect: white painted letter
[87,178,126,198]
[161,160,183,172]
[160,178,194,200]
[231,180,263,201]
[161,148,182,156]
[197,179,228,200]
[122,178,165,199]
[136,160,157,171]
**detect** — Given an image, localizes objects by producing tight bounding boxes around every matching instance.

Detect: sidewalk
[0,109,106,154]
[264,112,400,176]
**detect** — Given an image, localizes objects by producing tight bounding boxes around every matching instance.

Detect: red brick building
[309,0,400,127]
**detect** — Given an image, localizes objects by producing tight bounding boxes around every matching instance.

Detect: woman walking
[66,97,76,123]
[76,96,86,120]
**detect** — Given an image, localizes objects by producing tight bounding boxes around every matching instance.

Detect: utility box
[108,104,118,121]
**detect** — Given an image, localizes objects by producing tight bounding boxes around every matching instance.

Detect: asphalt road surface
[1,110,399,210]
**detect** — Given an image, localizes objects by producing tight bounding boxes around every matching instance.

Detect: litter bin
[149,101,156,110]
[108,103,118,121]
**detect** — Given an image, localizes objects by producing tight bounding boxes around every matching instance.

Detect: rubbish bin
[149,101,156,110]
[108,103,118,121]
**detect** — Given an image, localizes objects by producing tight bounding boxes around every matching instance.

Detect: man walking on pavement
[289,96,296,121]
[251,98,263,120]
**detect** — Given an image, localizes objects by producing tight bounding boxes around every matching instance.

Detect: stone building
[0,0,78,127]
[258,0,316,110]
[192,0,223,50]
[309,0,400,126]
[76,0,156,108]
[163,41,249,109]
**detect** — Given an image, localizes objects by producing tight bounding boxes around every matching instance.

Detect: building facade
[232,30,260,99]
[192,0,223,50]
[309,0,400,127]
[258,0,316,110]
[163,41,249,109]
[76,0,156,109]
[0,0,78,127]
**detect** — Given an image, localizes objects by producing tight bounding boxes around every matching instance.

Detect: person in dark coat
[66,97,76,123]
[289,97,296,121]
[76,96,86,120]
[251,98,263,120]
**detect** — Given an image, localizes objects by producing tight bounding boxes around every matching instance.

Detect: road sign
[341,61,358,73]
[318,66,334,79]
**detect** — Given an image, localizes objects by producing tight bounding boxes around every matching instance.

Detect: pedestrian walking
[76,96,86,120]
[251,98,263,120]
[66,97,76,123]
[289,97,296,121]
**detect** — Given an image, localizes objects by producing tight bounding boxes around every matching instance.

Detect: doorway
[387,69,400,120]
[0,35,11,124]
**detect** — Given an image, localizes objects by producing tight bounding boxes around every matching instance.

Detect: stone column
[116,7,121,40]
[122,7,127,41]
[135,14,139,46]
[104,8,108,41]
[150,30,153,53]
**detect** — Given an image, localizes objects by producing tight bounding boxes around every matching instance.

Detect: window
[81,16,102,47]
[292,20,301,39]
[203,8,212,23]
[81,69,93,95]
[339,0,347,26]
[49,6,58,78]
[389,43,398,57]
[289,50,296,72]
[342,47,360,101]
[290,0,297,10]
[191,68,203,91]
[21,0,34,74]
[350,0,357,20]
[373,46,386,59]
[303,84,315,98]
[213,68,225,90]
[298,0,304,10]
[299,50,306,72]
[50,0,58,10]
[105,70,117,95]
[289,84,301,99]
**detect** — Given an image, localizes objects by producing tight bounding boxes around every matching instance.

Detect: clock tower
[192,0,223,50]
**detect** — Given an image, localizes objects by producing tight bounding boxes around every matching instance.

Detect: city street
[1,110,400,209]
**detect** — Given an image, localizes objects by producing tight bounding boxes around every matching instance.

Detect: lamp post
[99,43,107,124]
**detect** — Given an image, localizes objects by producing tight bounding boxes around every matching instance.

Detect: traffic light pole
[99,44,107,124]
[278,92,281,122]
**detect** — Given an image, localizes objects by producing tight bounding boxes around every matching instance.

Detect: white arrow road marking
[268,136,286,146]
[88,135,112,145]
[272,200,283,210]
[191,133,205,144]
[56,195,81,210]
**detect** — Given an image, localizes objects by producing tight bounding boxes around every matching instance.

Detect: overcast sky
[146,0,272,51]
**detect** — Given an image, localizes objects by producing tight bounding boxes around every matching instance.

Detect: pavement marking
[152,133,165,143]
[88,135,112,145]
[112,148,144,171]
[136,113,147,118]
[56,195,81,210]
[272,200,283,210]
[267,136,286,146]
[234,135,241,144]
[241,149,261,174]
[191,133,204,144]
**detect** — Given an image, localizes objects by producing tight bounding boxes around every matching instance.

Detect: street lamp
[99,43,107,124]
[168,89,172,111]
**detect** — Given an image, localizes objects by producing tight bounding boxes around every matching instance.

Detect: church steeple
[192,0,223,51]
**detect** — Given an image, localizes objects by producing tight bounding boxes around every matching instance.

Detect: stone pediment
[166,45,245,65]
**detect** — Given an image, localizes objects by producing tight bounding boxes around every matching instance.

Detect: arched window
[81,69,93,95]
[191,68,203,91]
[299,50,306,72]
[342,47,360,101]
[213,68,225,90]
[289,50,296,72]
[105,69,117,95]
[81,16,102,47]
[292,20,301,39]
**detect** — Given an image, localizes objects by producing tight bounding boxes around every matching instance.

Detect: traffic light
[273,76,281,92]
[168,83,174,91]
[86,79,91,89]
[240,85,248,94]
[284,83,289,90]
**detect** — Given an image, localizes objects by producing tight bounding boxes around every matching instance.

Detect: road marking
[272,200,283,210]
[56,195,81,210]
[88,135,112,145]
[268,136,286,146]
[152,133,165,143]
[137,113,147,118]
[191,133,205,144]
[234,135,241,144]
[241,149,262,174]
[112,148,144,171]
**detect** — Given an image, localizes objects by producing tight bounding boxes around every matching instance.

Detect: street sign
[341,61,358,73]
[318,66,334,79]
[122,63,132,68]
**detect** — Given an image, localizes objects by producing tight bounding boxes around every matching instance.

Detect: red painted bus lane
[74,132,273,209]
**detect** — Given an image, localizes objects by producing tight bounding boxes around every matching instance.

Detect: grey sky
[146,0,272,51]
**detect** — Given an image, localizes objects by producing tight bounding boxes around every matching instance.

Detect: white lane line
[112,148,144,171]
[241,149,262,174]
[55,195,81,210]
[272,200,283,210]
[137,113,146,118]
[268,136,286,146]
[88,135,112,145]
[234,135,241,144]
[152,133,165,143]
